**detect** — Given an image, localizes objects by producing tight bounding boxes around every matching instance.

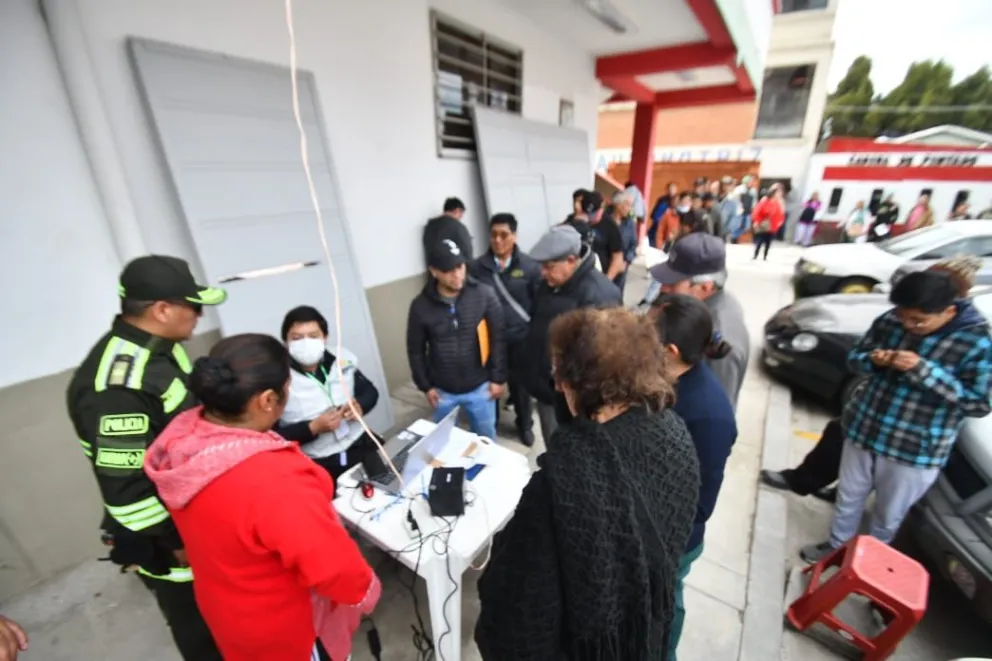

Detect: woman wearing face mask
[276,306,380,483]
[651,295,737,661]
[144,334,380,661]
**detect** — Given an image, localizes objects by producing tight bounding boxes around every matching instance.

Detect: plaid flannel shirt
[843,301,992,469]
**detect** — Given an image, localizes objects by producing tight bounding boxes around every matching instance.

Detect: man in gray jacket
[648,233,749,407]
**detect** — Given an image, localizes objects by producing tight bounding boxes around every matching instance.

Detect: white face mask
[677,205,691,214]
[288,337,326,366]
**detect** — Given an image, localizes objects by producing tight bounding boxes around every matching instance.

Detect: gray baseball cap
[530,225,583,262]
[649,233,726,284]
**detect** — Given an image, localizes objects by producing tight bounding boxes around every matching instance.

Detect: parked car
[762,290,992,622]
[792,221,992,298]
[874,258,992,294]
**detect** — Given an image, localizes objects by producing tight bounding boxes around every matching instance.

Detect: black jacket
[276,350,380,444]
[423,214,474,262]
[407,277,507,394]
[522,248,622,404]
[468,248,541,344]
[475,409,700,661]
[66,317,199,576]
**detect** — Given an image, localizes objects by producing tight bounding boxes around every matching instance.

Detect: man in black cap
[647,233,750,407]
[66,255,226,660]
[522,225,621,446]
[423,197,474,264]
[407,239,506,440]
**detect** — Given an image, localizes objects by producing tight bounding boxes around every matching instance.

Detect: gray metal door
[473,106,591,252]
[129,39,393,430]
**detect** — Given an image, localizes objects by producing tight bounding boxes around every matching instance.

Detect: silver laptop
[363,407,459,494]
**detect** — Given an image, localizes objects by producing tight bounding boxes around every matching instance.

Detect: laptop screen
[400,407,459,485]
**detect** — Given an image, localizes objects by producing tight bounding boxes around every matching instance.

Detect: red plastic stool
[787,535,929,661]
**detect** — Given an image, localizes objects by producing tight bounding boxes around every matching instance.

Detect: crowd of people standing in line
[411,189,754,659]
[49,179,755,661]
[20,178,757,661]
[793,190,992,249]
[28,168,991,661]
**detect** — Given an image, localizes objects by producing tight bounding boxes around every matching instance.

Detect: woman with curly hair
[475,308,700,661]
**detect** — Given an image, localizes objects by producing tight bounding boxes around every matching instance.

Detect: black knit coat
[475,408,701,661]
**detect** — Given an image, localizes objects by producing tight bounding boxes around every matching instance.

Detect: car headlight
[791,332,819,352]
[800,261,825,275]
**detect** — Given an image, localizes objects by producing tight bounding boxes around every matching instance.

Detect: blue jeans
[434,382,497,440]
[729,213,750,242]
[668,542,703,661]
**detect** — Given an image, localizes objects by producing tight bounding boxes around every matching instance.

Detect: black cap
[118,255,227,305]
[649,233,726,285]
[427,239,467,272]
[701,192,715,203]
[580,191,603,215]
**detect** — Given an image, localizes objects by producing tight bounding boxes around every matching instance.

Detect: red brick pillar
[629,102,657,242]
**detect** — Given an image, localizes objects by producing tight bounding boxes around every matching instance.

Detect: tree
[821,56,874,137]
[823,57,992,138]
[950,66,992,131]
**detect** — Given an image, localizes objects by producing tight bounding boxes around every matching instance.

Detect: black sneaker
[760,469,793,492]
[518,429,535,448]
[813,486,837,503]
[800,541,835,564]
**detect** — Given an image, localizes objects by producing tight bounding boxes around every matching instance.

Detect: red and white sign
[803,138,992,224]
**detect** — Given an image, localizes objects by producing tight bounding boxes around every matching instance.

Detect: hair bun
[191,356,238,395]
[705,330,732,360]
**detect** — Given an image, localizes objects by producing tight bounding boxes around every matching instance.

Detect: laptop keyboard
[370,443,413,486]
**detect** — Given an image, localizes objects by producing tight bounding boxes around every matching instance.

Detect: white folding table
[333,420,532,661]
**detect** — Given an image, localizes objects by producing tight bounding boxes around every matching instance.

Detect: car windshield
[878,225,960,257]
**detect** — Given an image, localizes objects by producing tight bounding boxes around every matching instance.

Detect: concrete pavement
[0,243,801,661]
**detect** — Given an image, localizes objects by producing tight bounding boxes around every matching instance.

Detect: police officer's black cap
[118,255,227,305]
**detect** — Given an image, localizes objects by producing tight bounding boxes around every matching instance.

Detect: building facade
[596,0,837,217]
[0,0,769,600]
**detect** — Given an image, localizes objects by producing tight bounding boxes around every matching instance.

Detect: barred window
[431,11,523,158]
[780,0,828,12]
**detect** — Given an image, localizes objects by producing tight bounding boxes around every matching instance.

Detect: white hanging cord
[283,0,403,487]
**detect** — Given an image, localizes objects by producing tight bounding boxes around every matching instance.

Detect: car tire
[838,375,868,408]
[835,277,876,294]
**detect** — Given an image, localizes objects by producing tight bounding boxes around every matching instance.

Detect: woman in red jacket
[751,184,786,261]
[145,334,379,661]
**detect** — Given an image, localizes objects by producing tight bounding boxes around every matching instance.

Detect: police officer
[66,255,227,660]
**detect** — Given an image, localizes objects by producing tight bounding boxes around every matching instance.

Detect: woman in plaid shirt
[801,270,992,562]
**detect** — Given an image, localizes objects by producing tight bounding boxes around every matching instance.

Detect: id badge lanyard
[306,366,337,407]
[307,367,351,466]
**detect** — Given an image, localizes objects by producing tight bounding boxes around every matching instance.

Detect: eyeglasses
[168,300,203,315]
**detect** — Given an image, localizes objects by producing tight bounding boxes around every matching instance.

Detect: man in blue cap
[647,233,750,407]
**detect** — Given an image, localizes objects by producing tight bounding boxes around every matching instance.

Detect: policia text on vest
[66,255,227,660]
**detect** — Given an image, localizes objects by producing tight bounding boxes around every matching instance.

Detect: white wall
[74,0,600,294]
[0,0,599,388]
[0,0,121,389]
